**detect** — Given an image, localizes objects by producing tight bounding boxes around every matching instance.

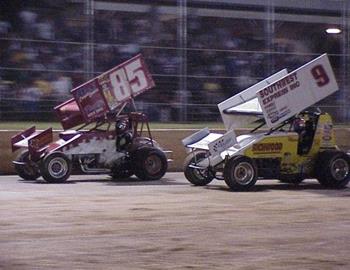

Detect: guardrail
[1,128,350,175]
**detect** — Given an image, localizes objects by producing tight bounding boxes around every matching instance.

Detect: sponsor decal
[28,130,53,151]
[258,54,338,129]
[259,73,298,105]
[212,137,234,153]
[208,130,236,156]
[258,73,298,124]
[252,142,283,153]
[71,54,154,122]
[322,123,333,141]
[73,80,108,120]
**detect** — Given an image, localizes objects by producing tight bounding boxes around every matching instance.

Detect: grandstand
[0,0,349,123]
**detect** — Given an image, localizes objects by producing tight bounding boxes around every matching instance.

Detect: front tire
[133,147,167,180]
[224,156,257,191]
[40,152,72,183]
[184,150,214,186]
[14,150,40,180]
[315,151,350,188]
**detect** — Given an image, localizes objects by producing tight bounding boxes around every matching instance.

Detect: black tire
[40,152,72,183]
[133,147,167,180]
[224,156,258,191]
[184,150,214,186]
[110,157,134,180]
[14,150,40,180]
[315,151,350,188]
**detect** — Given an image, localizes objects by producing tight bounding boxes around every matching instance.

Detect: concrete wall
[2,128,350,175]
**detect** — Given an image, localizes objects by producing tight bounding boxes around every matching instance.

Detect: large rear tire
[133,147,167,180]
[315,151,350,188]
[224,156,257,191]
[14,150,40,180]
[184,150,214,186]
[40,152,72,183]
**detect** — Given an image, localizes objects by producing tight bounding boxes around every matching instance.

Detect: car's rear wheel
[133,147,167,180]
[184,150,214,186]
[14,150,40,180]
[40,152,72,183]
[315,151,350,188]
[224,156,257,191]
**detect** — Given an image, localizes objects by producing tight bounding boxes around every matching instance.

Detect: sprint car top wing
[223,97,262,116]
[218,69,288,130]
[218,53,338,130]
[55,54,155,130]
[257,53,338,128]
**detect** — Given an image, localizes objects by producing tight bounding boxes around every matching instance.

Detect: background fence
[1,0,350,123]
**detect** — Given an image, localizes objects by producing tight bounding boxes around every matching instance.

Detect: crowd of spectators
[0,0,337,121]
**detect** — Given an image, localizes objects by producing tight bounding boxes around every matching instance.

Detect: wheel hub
[234,162,254,185]
[145,155,161,174]
[48,158,68,178]
[331,158,349,181]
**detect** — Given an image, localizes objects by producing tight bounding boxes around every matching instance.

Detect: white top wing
[257,53,338,128]
[218,69,288,130]
[224,97,262,115]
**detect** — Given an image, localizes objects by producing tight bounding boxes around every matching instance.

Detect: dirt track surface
[1,173,350,270]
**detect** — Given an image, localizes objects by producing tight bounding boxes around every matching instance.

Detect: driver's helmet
[116,118,129,134]
[293,117,305,133]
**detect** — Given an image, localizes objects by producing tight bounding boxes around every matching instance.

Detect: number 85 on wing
[100,54,155,110]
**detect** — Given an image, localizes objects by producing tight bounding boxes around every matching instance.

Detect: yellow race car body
[244,112,336,177]
[183,54,350,190]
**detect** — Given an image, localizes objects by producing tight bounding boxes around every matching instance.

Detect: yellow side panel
[314,113,336,149]
[244,133,309,174]
[244,133,298,159]
[241,113,336,176]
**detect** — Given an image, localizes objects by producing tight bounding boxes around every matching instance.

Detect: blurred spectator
[18,9,38,37]
[0,19,11,36]
[19,83,43,114]
[0,1,343,122]
[35,17,55,40]
[51,75,72,102]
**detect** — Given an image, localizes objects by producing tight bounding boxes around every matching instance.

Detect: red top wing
[71,54,155,124]
[54,99,85,130]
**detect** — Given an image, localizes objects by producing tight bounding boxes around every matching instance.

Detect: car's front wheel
[224,156,257,191]
[184,150,214,186]
[40,152,72,183]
